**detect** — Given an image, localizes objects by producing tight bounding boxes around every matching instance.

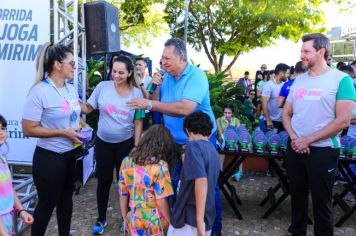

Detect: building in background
[327,25,356,62]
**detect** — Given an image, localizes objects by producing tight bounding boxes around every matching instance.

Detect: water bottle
[259,115,267,133]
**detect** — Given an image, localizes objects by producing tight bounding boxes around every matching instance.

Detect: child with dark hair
[0,115,33,235]
[119,124,175,235]
[168,111,220,236]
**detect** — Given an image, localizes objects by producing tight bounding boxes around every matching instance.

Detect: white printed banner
[0,1,50,164]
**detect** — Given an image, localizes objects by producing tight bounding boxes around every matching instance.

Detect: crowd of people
[0,33,355,236]
[235,34,356,236]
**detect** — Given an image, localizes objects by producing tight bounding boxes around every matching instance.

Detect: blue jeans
[213,182,223,231]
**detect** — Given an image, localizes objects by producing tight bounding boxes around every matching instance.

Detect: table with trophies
[217,126,290,220]
[217,126,356,226]
[332,135,356,227]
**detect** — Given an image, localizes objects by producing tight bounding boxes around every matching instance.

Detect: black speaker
[84,1,120,54]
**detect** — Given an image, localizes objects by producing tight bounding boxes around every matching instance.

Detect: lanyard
[44,78,78,123]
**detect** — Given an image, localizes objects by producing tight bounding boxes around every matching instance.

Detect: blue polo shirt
[160,63,217,144]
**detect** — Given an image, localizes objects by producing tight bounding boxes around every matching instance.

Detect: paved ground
[22,174,356,236]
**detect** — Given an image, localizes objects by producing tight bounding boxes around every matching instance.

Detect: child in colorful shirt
[0,115,33,235]
[119,125,175,236]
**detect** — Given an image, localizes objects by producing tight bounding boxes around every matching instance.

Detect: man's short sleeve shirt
[286,69,356,147]
[261,79,284,121]
[160,63,217,144]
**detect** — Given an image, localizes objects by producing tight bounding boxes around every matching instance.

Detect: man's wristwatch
[147,100,153,111]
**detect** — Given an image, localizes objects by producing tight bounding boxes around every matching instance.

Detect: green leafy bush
[207,72,253,132]
[85,57,104,133]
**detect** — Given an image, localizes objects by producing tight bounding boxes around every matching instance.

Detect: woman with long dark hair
[22,42,85,236]
[106,53,121,81]
[80,55,144,234]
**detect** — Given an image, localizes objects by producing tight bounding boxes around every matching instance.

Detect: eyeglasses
[62,61,75,67]
[249,93,256,95]
[261,67,267,69]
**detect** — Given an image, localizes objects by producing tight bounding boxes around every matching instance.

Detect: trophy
[223,126,239,153]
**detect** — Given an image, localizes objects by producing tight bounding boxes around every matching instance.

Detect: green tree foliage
[109,0,168,47]
[165,0,329,74]
[86,57,105,134]
[207,73,253,131]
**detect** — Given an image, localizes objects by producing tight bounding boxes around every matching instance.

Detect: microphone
[148,69,165,94]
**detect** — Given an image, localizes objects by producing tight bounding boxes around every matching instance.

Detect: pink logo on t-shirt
[308,90,321,96]
[295,89,322,101]
[105,104,129,119]
[61,100,71,114]
[61,100,80,115]
[295,89,307,101]
[105,104,116,115]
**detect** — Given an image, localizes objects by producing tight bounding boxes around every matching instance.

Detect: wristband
[139,83,144,87]
[17,209,28,218]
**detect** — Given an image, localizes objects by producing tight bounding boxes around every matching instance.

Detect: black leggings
[95,136,134,222]
[31,146,81,236]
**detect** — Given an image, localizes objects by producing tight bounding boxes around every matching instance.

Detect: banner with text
[0,1,50,164]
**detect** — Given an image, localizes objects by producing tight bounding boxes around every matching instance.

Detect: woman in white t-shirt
[81,56,144,234]
[22,42,85,236]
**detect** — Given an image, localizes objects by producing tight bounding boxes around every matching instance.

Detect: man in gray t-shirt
[261,63,289,132]
[283,33,356,236]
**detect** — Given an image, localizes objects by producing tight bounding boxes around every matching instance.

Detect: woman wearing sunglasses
[22,42,87,236]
